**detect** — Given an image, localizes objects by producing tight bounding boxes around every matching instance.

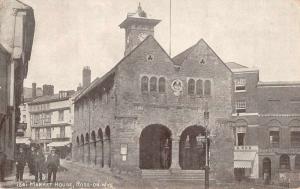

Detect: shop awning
[47,141,71,147]
[234,151,256,168]
[16,137,31,145]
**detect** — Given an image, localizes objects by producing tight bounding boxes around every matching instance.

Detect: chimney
[32,83,36,98]
[82,66,91,88]
[42,84,54,96]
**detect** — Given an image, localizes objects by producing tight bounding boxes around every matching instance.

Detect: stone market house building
[0,0,35,175]
[72,5,234,182]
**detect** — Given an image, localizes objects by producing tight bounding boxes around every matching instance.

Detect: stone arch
[262,157,271,180]
[179,125,207,170]
[80,134,84,162]
[267,119,282,127]
[279,154,290,169]
[91,131,96,165]
[139,124,172,169]
[76,136,80,146]
[288,119,300,127]
[104,126,111,168]
[97,128,104,167]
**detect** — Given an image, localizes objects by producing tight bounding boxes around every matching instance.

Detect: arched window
[76,136,80,146]
[158,77,166,93]
[85,133,89,143]
[296,155,300,169]
[279,154,290,169]
[204,80,211,96]
[150,77,157,92]
[188,79,195,95]
[141,76,149,93]
[196,79,203,96]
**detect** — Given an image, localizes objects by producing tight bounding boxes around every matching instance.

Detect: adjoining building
[27,90,75,158]
[0,0,35,176]
[72,4,234,182]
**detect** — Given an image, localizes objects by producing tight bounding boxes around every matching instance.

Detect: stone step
[141,169,206,180]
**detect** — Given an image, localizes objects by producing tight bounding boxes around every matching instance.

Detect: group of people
[15,146,60,183]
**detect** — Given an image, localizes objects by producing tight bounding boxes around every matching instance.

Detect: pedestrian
[27,146,36,176]
[0,148,7,182]
[46,149,60,183]
[33,149,45,182]
[15,147,26,182]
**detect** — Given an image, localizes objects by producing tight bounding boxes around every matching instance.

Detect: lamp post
[204,100,209,189]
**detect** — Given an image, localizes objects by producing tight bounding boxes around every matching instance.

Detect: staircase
[141,169,206,181]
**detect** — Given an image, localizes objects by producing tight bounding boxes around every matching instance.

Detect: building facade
[0,0,35,175]
[28,91,74,157]
[72,5,234,182]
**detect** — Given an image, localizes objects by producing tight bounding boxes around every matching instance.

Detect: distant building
[0,0,35,175]
[27,90,75,158]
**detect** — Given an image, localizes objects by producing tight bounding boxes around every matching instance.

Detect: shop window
[141,76,148,93]
[291,131,300,147]
[158,77,166,93]
[236,100,246,113]
[150,77,157,92]
[188,79,195,95]
[235,78,246,92]
[196,79,203,96]
[279,154,290,169]
[269,131,280,148]
[204,80,211,96]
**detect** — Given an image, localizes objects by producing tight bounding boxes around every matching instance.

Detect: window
[35,128,40,140]
[120,144,128,161]
[58,110,64,121]
[46,128,51,139]
[158,77,166,93]
[269,131,280,148]
[60,126,65,138]
[188,79,195,95]
[204,80,211,96]
[236,100,246,113]
[291,131,300,147]
[279,154,290,169]
[150,77,157,92]
[141,76,148,93]
[296,155,300,169]
[237,133,245,146]
[235,78,246,92]
[196,79,203,96]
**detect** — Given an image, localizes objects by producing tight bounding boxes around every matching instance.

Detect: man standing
[27,146,36,176]
[33,149,45,182]
[0,148,7,182]
[15,147,26,182]
[46,149,60,183]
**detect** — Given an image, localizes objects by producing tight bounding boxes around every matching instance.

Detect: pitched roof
[75,35,174,102]
[225,62,248,69]
[172,39,232,72]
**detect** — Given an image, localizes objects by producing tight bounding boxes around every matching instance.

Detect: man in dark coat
[46,149,60,183]
[15,147,27,181]
[27,146,36,175]
[33,149,45,182]
[0,148,7,182]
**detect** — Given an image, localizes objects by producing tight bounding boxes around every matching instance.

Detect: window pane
[269,131,280,147]
[150,77,157,92]
[196,79,203,95]
[204,80,211,96]
[291,131,300,147]
[188,79,195,95]
[141,76,148,92]
[280,154,290,169]
[158,77,166,93]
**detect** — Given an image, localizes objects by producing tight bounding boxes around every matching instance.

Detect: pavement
[0,160,292,189]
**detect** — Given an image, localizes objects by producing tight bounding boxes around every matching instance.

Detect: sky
[21,0,300,92]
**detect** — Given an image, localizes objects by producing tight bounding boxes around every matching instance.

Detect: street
[0,160,287,189]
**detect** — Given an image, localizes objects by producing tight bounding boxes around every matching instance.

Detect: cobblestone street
[0,160,288,189]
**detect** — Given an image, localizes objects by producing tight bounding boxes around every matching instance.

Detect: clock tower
[119,3,161,56]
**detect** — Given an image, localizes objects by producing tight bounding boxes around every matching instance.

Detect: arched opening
[85,133,90,163]
[188,79,195,95]
[80,134,84,162]
[263,157,271,181]
[158,77,166,93]
[280,154,290,169]
[91,131,96,165]
[139,124,172,169]
[150,77,157,92]
[98,128,104,167]
[179,125,208,170]
[196,79,203,96]
[295,155,300,169]
[204,80,211,96]
[76,136,80,162]
[141,76,149,93]
[105,126,111,168]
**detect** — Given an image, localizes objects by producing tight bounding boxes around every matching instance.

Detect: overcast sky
[22,0,300,92]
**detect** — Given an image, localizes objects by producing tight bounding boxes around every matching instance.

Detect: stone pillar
[290,155,296,171]
[96,140,103,168]
[170,136,181,171]
[103,137,111,169]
